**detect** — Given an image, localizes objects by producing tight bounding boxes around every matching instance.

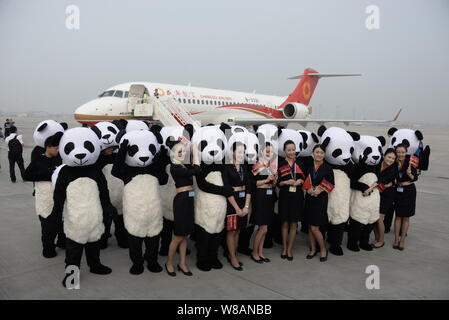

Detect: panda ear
[183,124,194,140]
[387,127,398,137]
[150,125,163,144]
[377,136,386,147]
[60,122,68,130]
[91,126,102,139]
[37,123,48,132]
[112,119,124,130]
[299,132,308,149]
[277,127,283,139]
[51,131,64,146]
[115,130,126,144]
[321,136,330,150]
[118,119,128,131]
[415,130,423,140]
[317,125,327,137]
[311,132,319,143]
[347,131,360,141]
[219,122,232,139]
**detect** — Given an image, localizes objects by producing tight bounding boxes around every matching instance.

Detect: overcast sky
[1,0,448,123]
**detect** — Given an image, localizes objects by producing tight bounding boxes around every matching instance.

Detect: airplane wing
[232,109,402,127]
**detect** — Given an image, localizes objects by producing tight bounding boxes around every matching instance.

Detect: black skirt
[226,190,248,230]
[304,193,329,227]
[278,186,305,222]
[379,187,395,216]
[250,188,275,226]
[394,184,416,218]
[173,191,195,236]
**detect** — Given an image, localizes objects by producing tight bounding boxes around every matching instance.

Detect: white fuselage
[74,82,291,125]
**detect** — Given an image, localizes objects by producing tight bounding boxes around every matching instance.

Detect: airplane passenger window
[197,99,200,104]
[188,99,191,103]
[178,98,182,103]
[192,99,195,104]
[201,100,204,104]
[183,99,186,103]
[114,90,123,98]
[206,101,208,105]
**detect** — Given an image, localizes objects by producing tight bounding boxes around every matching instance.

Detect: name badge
[239,191,246,198]
[266,189,273,196]
[397,187,404,193]
[188,190,195,197]
[289,186,297,193]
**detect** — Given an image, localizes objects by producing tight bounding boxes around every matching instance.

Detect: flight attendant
[393,144,418,251]
[250,142,278,264]
[303,144,334,262]
[165,141,200,277]
[222,142,252,271]
[277,140,305,260]
[371,148,398,248]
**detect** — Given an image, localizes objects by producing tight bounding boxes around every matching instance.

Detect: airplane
[74,68,401,127]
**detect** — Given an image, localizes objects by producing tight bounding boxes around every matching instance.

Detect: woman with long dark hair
[393,143,418,251]
[277,140,305,260]
[303,144,334,262]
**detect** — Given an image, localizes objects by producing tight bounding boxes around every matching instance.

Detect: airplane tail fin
[280,68,361,108]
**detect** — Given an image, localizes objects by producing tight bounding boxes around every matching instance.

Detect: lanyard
[290,161,296,180]
[311,164,320,184]
[236,165,244,182]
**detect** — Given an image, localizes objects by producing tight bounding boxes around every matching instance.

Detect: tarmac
[0,117,448,300]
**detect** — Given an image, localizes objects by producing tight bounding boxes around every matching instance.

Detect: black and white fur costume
[24,127,65,257]
[52,127,116,286]
[192,125,234,271]
[388,127,430,171]
[93,121,128,249]
[111,127,168,274]
[347,135,385,252]
[158,124,194,255]
[318,125,360,256]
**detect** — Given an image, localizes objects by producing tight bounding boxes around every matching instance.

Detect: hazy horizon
[1,0,448,124]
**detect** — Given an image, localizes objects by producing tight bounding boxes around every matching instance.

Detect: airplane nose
[75,153,86,160]
[139,156,149,163]
[372,155,380,160]
[209,150,218,156]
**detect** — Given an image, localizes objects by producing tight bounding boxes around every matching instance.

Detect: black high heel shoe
[306,251,317,259]
[177,264,192,276]
[281,254,287,259]
[226,255,243,267]
[251,255,264,264]
[287,256,294,261]
[165,264,176,277]
[319,250,328,262]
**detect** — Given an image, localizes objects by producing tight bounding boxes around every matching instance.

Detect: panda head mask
[352,135,386,165]
[256,124,279,154]
[121,130,160,167]
[33,120,67,148]
[114,119,150,133]
[387,128,423,155]
[91,121,120,150]
[59,128,101,167]
[230,125,248,135]
[278,128,304,158]
[227,131,259,164]
[317,125,360,166]
[192,126,227,165]
[298,130,319,157]
[160,124,194,156]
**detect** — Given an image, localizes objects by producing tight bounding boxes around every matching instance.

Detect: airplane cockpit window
[99,90,115,98]
[114,90,124,98]
[124,91,129,98]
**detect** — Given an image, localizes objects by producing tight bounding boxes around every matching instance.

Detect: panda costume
[388,127,430,171]
[31,120,67,162]
[317,125,360,256]
[111,127,168,275]
[347,135,385,252]
[52,128,117,286]
[24,122,66,258]
[92,121,128,249]
[192,125,234,271]
[158,124,195,256]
